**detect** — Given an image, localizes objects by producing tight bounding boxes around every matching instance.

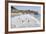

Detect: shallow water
[11,14,41,28]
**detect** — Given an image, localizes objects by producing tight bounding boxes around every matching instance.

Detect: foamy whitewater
[11,14,40,28]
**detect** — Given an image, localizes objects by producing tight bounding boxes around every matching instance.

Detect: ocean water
[11,14,41,28]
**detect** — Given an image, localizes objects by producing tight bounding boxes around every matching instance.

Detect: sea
[11,14,41,28]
